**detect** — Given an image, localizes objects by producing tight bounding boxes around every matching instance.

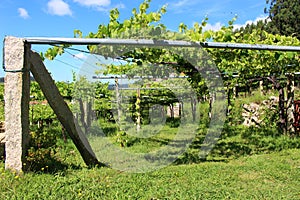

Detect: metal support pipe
[92,75,188,79]
[25,37,300,52]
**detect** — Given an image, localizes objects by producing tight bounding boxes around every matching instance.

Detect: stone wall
[242,96,278,127]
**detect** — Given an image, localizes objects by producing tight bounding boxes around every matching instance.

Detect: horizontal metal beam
[118,87,186,90]
[24,37,300,52]
[92,75,188,79]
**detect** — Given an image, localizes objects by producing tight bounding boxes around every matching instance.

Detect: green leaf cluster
[43,0,300,99]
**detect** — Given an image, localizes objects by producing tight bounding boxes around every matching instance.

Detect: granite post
[4,36,30,172]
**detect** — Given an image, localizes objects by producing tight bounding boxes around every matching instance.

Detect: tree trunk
[267,76,286,134]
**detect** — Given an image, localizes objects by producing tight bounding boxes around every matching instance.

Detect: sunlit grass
[0,148,299,199]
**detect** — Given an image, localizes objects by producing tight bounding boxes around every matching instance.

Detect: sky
[0,0,268,81]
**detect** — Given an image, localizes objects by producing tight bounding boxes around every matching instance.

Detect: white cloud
[201,15,270,32]
[203,22,224,31]
[18,8,29,19]
[73,0,110,7]
[114,3,125,9]
[74,53,87,60]
[47,0,72,16]
[233,15,270,30]
[97,2,125,12]
[168,0,199,13]
[171,0,190,8]
[169,0,202,8]
[73,0,125,12]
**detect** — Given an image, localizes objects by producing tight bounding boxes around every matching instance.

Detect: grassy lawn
[1,87,300,199]
[0,148,299,199]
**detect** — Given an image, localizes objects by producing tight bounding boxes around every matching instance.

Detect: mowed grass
[0,148,300,199]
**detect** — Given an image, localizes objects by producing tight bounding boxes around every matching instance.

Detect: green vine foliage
[87,0,298,96]
[44,0,300,83]
[41,0,300,135]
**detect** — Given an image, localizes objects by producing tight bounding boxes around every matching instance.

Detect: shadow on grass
[20,124,300,173]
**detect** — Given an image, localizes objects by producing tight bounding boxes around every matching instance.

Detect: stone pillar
[4,36,30,172]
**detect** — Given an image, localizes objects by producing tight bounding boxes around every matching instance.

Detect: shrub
[166,117,181,128]
[26,125,62,171]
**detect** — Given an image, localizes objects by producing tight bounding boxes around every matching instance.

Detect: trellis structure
[3,36,300,172]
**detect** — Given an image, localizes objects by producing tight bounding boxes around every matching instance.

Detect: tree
[265,0,300,39]
[235,19,269,39]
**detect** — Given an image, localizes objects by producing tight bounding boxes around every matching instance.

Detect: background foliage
[265,0,300,39]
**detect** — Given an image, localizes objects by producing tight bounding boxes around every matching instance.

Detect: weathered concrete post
[4,36,30,172]
[259,80,264,95]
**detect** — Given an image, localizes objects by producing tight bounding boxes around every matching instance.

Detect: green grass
[1,87,300,199]
[86,123,198,172]
[1,146,300,199]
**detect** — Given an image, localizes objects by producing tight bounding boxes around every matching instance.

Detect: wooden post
[227,84,231,115]
[161,105,165,122]
[248,81,252,96]
[4,36,30,172]
[86,101,92,130]
[136,88,141,132]
[115,78,121,125]
[233,84,237,99]
[267,76,286,134]
[191,97,197,122]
